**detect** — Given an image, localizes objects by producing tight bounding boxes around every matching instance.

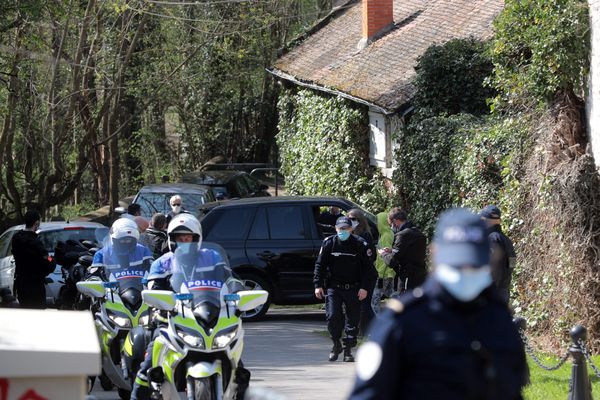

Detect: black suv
[200,196,378,320]
[181,170,270,200]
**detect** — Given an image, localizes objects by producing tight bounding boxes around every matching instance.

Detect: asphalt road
[90,308,356,400]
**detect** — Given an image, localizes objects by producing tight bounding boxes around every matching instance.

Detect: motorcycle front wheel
[187,376,216,400]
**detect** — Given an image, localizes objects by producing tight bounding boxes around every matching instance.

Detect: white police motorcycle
[141,242,267,400]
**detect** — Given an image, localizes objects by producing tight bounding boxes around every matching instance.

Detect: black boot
[329,340,343,362]
[343,346,354,362]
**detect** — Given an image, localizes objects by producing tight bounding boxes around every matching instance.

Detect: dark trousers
[15,281,46,309]
[359,283,375,337]
[326,287,360,347]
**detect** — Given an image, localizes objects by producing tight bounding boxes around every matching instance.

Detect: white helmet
[111,218,140,241]
[167,213,202,251]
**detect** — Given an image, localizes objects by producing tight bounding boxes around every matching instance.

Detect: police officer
[378,208,427,292]
[132,214,249,400]
[314,216,375,363]
[11,210,56,309]
[481,205,516,303]
[349,208,527,400]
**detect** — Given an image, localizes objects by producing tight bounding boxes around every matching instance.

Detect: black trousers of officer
[326,286,360,347]
[14,280,47,309]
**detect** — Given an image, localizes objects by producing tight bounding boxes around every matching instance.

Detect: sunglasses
[348,217,358,221]
[172,203,181,206]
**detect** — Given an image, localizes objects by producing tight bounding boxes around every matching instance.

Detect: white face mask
[351,220,359,229]
[172,205,182,214]
[434,264,492,302]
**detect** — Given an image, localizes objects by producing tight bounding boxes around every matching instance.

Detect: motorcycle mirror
[237,290,268,312]
[142,290,176,311]
[223,294,240,302]
[76,281,106,298]
[103,281,119,289]
[175,293,194,302]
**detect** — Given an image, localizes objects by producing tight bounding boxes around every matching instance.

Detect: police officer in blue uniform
[314,216,376,362]
[349,208,527,400]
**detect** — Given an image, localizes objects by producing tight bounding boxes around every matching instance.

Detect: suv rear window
[205,208,255,240]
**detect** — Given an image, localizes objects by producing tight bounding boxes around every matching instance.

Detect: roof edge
[277,0,360,59]
[268,67,397,115]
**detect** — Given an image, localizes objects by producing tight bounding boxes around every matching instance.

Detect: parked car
[181,170,270,200]
[199,196,378,320]
[130,183,216,218]
[0,221,108,306]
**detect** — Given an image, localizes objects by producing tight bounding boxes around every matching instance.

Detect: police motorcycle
[77,219,153,399]
[141,242,268,400]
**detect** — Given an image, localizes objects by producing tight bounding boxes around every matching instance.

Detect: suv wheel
[239,273,271,321]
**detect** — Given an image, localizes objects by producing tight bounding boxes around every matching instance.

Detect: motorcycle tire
[99,371,114,391]
[117,388,131,400]
[188,377,216,400]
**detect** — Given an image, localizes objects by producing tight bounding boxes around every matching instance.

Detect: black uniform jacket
[488,225,516,290]
[11,230,55,284]
[139,228,168,259]
[313,234,376,291]
[349,278,527,400]
[381,221,427,287]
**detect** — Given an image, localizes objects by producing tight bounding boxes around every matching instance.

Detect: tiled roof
[271,0,504,113]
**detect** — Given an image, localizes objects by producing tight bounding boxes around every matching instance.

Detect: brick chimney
[358,0,394,50]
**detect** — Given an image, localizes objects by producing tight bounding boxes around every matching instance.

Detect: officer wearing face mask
[314,216,376,363]
[349,208,527,400]
[131,214,250,400]
[91,218,153,282]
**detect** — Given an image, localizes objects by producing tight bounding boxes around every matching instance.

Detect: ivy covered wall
[276,89,393,213]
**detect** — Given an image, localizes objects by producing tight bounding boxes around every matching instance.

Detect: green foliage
[413,38,495,115]
[491,0,590,105]
[276,89,392,213]
[394,112,478,235]
[392,35,532,239]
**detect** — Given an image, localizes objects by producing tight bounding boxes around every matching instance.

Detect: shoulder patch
[386,298,404,313]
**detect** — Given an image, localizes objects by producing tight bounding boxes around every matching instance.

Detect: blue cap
[480,205,501,219]
[433,208,490,268]
[335,216,352,228]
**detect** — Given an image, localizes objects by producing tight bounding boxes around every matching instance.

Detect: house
[269,0,504,178]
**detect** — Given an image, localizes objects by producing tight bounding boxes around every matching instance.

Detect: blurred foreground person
[350,208,527,400]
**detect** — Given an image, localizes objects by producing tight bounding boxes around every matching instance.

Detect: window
[38,228,105,253]
[205,208,254,241]
[369,110,390,168]
[267,206,305,240]
[0,231,14,258]
[248,208,268,240]
[135,192,210,217]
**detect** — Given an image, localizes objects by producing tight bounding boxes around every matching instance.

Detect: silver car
[0,221,108,306]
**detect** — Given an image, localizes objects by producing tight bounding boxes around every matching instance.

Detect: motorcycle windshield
[169,242,232,307]
[101,235,146,292]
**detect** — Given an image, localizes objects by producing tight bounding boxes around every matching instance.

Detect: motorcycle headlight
[138,315,149,326]
[213,325,238,349]
[107,311,132,328]
[177,329,204,349]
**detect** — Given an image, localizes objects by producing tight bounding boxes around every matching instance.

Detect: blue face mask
[434,264,492,302]
[176,242,193,255]
[337,230,351,241]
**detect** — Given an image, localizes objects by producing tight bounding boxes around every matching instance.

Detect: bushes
[276,89,392,213]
